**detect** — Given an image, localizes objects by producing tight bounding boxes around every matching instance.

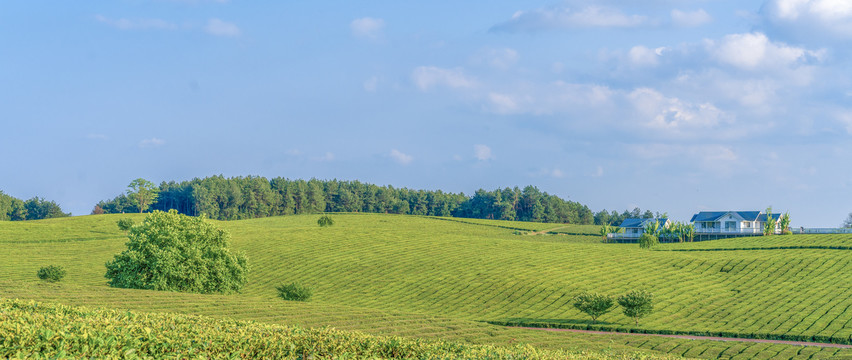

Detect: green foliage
[276,282,313,301]
[116,218,134,234]
[97,176,597,224]
[763,207,777,236]
[593,208,669,226]
[642,220,661,237]
[779,212,791,234]
[104,210,249,294]
[572,292,615,322]
[0,299,683,360]
[317,215,334,227]
[658,221,695,243]
[617,290,654,325]
[37,265,66,282]
[0,191,69,221]
[127,178,159,213]
[638,233,658,249]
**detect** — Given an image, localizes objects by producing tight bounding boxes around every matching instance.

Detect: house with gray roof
[615,218,670,238]
[690,211,781,234]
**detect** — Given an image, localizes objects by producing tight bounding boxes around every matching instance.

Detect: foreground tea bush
[0,299,679,360]
[104,210,249,294]
[36,265,65,282]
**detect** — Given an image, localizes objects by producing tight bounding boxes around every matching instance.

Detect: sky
[1,0,851,226]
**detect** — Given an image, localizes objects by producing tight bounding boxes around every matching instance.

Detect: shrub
[105,210,249,294]
[37,265,66,282]
[116,218,134,234]
[572,292,615,323]
[618,290,654,325]
[276,282,312,301]
[317,215,334,227]
[638,233,658,249]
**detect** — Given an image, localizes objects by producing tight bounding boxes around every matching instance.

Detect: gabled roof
[690,211,761,222]
[757,213,782,222]
[619,218,668,228]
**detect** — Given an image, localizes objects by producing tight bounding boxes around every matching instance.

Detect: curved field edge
[487,320,851,346]
[0,298,677,360]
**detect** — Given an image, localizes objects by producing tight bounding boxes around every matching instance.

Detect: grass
[1,213,850,359]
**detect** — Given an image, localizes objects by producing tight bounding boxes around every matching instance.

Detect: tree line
[94,175,597,224]
[0,191,70,221]
[593,208,668,226]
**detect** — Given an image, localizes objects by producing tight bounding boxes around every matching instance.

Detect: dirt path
[515,327,852,349]
[528,226,570,235]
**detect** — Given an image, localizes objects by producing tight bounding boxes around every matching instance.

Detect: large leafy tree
[127,178,159,213]
[573,292,615,323]
[105,210,249,294]
[618,290,654,325]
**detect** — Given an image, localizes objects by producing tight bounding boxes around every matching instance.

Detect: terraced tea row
[2,281,847,359]
[4,298,686,360]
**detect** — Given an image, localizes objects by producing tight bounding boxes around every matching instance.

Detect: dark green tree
[573,292,615,323]
[105,210,249,294]
[617,290,654,325]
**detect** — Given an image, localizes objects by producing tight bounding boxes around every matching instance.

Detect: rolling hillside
[1,213,850,359]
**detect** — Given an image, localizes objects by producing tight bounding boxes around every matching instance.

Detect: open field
[1,213,851,359]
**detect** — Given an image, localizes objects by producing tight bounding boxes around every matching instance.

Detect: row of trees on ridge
[94,176,599,224]
[0,191,70,221]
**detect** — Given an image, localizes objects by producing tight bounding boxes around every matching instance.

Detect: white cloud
[671,9,712,27]
[705,32,822,70]
[389,149,413,165]
[474,144,493,161]
[351,17,384,39]
[204,18,240,37]
[627,45,666,67]
[411,66,476,91]
[761,0,852,42]
[363,76,379,92]
[312,152,335,162]
[95,15,176,30]
[491,5,649,32]
[484,82,614,115]
[628,88,731,133]
[592,166,604,177]
[139,138,165,147]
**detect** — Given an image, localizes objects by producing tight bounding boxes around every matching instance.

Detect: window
[725,221,736,230]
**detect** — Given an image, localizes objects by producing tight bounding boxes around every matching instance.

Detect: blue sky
[2,0,851,226]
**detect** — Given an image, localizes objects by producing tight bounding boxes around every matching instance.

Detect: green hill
[1,213,850,359]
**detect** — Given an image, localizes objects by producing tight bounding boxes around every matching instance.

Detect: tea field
[1,213,850,359]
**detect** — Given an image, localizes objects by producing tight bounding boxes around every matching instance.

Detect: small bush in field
[37,265,66,282]
[317,215,334,227]
[276,282,312,301]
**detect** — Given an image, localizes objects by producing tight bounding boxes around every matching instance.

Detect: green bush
[105,210,249,294]
[618,290,654,325]
[276,282,313,301]
[572,292,615,323]
[37,265,66,282]
[638,233,659,249]
[317,215,334,227]
[116,218,134,234]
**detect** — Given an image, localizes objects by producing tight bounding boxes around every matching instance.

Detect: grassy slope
[1,214,850,359]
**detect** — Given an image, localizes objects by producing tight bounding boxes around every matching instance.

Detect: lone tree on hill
[618,290,654,325]
[105,210,249,294]
[127,178,159,213]
[573,292,615,323]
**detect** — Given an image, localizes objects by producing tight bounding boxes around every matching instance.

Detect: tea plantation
[1,213,850,359]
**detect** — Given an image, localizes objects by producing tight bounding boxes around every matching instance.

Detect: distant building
[616,218,670,239]
[690,211,781,234]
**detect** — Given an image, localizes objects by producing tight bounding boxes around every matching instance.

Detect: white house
[690,211,781,234]
[615,218,670,238]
